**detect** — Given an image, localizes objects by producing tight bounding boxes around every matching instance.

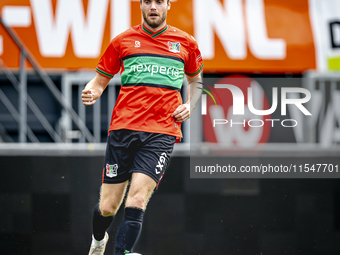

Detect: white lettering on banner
[245,0,286,59]
[193,0,286,60]
[194,0,246,60]
[111,0,131,39]
[308,0,326,71]
[309,0,340,71]
[30,0,108,58]
[2,6,32,27]
[209,81,264,148]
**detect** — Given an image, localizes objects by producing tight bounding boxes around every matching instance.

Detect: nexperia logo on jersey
[129,64,181,78]
[121,54,185,90]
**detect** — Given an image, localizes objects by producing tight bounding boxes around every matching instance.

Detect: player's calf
[114,207,144,255]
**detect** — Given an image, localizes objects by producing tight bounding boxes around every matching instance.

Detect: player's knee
[126,194,147,209]
[99,201,120,217]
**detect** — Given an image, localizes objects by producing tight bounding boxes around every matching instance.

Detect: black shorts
[102,129,176,187]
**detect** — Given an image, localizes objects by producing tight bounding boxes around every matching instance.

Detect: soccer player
[82,0,203,254]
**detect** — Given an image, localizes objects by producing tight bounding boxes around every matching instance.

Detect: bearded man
[83,1,203,254]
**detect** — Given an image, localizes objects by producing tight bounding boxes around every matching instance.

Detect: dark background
[1,154,340,255]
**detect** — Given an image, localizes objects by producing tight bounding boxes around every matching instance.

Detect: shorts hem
[129,169,159,184]
[102,178,129,184]
[108,127,182,138]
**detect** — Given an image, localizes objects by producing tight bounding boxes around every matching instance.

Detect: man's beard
[142,11,167,29]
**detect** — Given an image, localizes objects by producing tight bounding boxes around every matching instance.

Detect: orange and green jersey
[96,23,204,138]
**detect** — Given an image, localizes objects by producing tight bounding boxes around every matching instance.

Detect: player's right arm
[83,34,122,106]
[82,74,110,106]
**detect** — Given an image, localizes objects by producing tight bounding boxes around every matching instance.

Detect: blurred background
[0,0,340,254]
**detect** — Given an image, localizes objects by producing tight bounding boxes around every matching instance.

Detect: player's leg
[114,172,156,255]
[89,182,128,255]
[114,132,176,255]
[115,132,176,255]
[125,172,156,209]
[93,129,137,238]
[94,182,128,238]
[90,130,137,255]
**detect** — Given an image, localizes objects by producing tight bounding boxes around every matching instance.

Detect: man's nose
[150,1,157,9]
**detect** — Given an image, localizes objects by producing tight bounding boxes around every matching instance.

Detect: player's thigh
[99,182,128,216]
[103,130,137,183]
[130,132,176,187]
[125,172,157,210]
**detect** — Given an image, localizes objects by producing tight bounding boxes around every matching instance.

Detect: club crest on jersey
[106,164,118,178]
[168,41,181,53]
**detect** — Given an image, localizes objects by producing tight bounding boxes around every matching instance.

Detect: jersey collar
[142,23,168,38]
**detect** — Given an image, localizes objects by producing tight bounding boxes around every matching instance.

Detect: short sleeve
[184,40,204,77]
[96,42,121,79]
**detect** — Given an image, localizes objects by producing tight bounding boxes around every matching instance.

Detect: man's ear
[168,1,171,10]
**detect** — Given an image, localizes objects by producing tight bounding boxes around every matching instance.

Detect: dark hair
[140,0,170,3]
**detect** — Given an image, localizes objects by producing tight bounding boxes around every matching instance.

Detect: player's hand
[82,89,96,106]
[171,103,190,122]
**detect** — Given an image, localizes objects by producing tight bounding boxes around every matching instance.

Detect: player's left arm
[171,72,202,122]
[82,73,110,106]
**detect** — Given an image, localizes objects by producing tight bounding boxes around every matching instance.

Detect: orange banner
[0,0,316,73]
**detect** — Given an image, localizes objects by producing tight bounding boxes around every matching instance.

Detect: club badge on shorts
[106,164,118,178]
[168,41,181,53]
